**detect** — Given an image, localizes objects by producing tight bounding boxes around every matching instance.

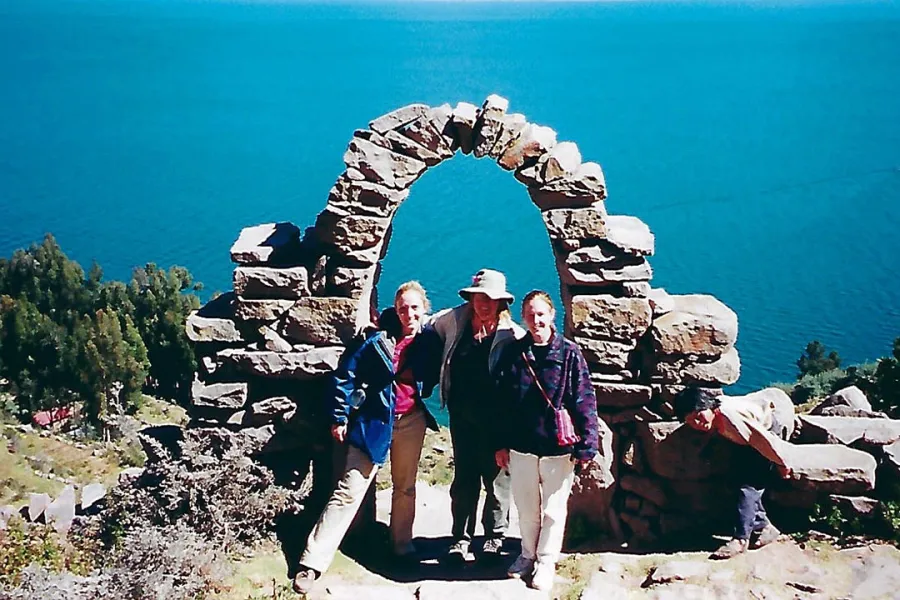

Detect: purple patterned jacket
[494,332,599,462]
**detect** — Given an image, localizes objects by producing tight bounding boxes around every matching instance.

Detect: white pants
[299,407,427,573]
[508,450,576,568]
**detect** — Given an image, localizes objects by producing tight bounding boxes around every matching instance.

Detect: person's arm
[715,406,792,469]
[493,344,519,469]
[568,346,599,463]
[330,338,370,441]
[414,325,443,398]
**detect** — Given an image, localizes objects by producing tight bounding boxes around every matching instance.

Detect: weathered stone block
[327,264,379,299]
[451,101,478,154]
[622,282,651,298]
[230,222,301,266]
[369,103,430,134]
[650,294,738,357]
[568,417,616,532]
[426,103,458,152]
[234,298,295,323]
[397,113,454,160]
[636,421,737,480]
[327,173,408,218]
[542,141,582,182]
[781,442,877,494]
[46,486,76,533]
[570,295,652,343]
[315,205,391,253]
[559,245,653,285]
[192,380,248,409]
[186,312,243,344]
[233,266,309,300]
[529,161,606,211]
[473,94,509,158]
[574,337,635,371]
[652,347,741,386]
[795,415,900,449]
[543,204,608,244]
[219,347,343,380]
[594,382,653,408]
[248,396,297,425]
[811,386,873,416]
[498,123,557,171]
[259,326,293,352]
[605,215,654,257]
[648,288,675,316]
[380,128,443,166]
[487,112,527,160]
[281,297,363,345]
[343,137,427,190]
[620,473,667,507]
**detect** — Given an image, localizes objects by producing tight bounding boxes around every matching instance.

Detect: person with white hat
[424,268,526,563]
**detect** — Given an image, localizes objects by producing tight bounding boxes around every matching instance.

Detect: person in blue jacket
[292,281,440,594]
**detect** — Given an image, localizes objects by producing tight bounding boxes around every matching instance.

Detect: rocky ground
[218,481,900,600]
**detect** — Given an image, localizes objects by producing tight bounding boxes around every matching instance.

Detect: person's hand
[331,424,348,443]
[776,464,792,479]
[495,449,510,469]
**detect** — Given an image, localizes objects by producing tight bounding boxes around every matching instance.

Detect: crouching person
[292,282,440,594]
[674,386,791,560]
[494,290,599,591]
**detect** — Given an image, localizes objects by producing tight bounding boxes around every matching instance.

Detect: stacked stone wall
[185,95,760,542]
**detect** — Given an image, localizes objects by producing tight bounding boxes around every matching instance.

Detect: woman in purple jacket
[494,290,599,591]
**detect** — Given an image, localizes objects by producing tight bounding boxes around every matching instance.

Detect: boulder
[327,173,409,218]
[635,421,736,480]
[648,288,676,316]
[45,486,76,533]
[191,381,247,409]
[827,494,881,519]
[80,483,107,512]
[186,293,243,343]
[560,245,653,285]
[451,101,479,154]
[568,417,616,531]
[497,123,556,170]
[574,337,635,371]
[229,222,301,265]
[343,136,427,190]
[219,347,343,379]
[234,298,295,323]
[233,266,309,300]
[281,296,365,345]
[543,204,608,245]
[795,415,900,449]
[650,294,738,357]
[811,386,873,416]
[368,103,430,134]
[781,442,877,494]
[315,206,391,253]
[487,112,527,160]
[604,215,655,257]
[529,161,607,211]
[569,295,652,343]
[594,382,653,408]
[28,493,52,522]
[397,113,454,160]
[652,347,741,386]
[472,94,509,158]
[542,141,582,183]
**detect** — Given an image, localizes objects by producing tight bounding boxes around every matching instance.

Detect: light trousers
[508,450,576,567]
[299,406,426,574]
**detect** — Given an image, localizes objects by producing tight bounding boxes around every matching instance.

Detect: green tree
[127,264,201,404]
[797,340,842,379]
[873,337,900,417]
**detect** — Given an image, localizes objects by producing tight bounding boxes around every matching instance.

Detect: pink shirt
[393,335,418,416]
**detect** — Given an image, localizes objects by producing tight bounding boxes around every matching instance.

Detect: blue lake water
[1,0,899,393]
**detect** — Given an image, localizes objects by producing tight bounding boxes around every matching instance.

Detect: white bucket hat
[458,268,515,303]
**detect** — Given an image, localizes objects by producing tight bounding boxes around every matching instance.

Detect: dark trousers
[448,415,510,541]
[735,484,769,540]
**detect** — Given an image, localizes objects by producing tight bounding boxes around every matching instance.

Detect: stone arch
[187,94,743,542]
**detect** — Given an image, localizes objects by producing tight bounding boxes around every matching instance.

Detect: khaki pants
[299,406,427,573]
[508,450,576,568]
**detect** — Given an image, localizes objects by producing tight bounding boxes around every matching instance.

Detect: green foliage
[797,340,842,379]
[872,338,900,417]
[0,518,97,588]
[0,235,201,426]
[809,499,900,545]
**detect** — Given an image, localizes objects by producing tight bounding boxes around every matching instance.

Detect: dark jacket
[495,332,599,462]
[330,322,440,465]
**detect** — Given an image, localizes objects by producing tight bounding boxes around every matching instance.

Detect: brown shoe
[710,538,748,560]
[292,567,319,594]
[750,522,781,549]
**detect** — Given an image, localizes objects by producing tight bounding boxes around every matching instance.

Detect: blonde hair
[394,280,430,313]
[522,290,557,331]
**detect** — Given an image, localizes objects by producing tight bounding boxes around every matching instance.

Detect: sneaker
[507,554,535,579]
[447,539,470,563]
[749,522,781,549]
[291,567,319,594]
[709,538,749,560]
[528,562,555,591]
[481,537,504,557]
